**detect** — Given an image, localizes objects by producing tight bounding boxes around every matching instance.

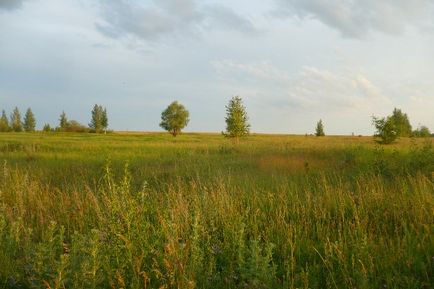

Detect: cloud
[212,60,390,111]
[95,0,256,41]
[273,0,434,38]
[0,0,26,10]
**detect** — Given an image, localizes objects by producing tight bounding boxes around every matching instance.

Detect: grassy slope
[0,132,433,289]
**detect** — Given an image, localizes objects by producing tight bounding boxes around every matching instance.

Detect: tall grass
[0,133,433,288]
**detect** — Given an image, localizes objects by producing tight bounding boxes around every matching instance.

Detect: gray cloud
[0,0,26,10]
[274,0,434,37]
[95,0,256,41]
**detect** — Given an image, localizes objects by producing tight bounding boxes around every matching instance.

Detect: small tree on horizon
[101,108,108,134]
[160,101,190,137]
[59,111,68,131]
[223,96,250,142]
[390,108,412,137]
[43,123,52,132]
[372,115,397,144]
[315,119,325,136]
[10,107,23,132]
[0,110,10,132]
[89,104,108,133]
[413,125,431,138]
[23,108,36,132]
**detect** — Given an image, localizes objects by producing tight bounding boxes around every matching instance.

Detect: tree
[315,119,325,136]
[224,96,250,142]
[413,125,431,138]
[43,123,52,132]
[59,111,68,131]
[89,104,108,133]
[10,107,23,132]
[390,108,412,137]
[23,108,36,132]
[101,108,108,134]
[0,110,10,132]
[160,101,190,137]
[372,116,397,144]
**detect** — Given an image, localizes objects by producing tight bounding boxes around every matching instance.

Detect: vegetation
[223,96,250,142]
[42,123,52,132]
[10,107,23,132]
[315,119,325,136]
[89,104,108,133]
[0,133,432,289]
[372,116,397,144]
[413,125,431,138]
[23,108,36,132]
[160,101,190,137]
[0,110,9,132]
[390,108,412,137]
[58,111,68,131]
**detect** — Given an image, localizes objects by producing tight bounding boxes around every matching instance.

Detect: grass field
[0,132,433,289]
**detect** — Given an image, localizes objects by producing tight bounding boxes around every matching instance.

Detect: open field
[0,133,433,289]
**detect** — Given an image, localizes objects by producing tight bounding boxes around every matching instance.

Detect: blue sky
[1,0,433,134]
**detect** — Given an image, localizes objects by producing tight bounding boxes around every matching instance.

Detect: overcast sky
[1,0,433,134]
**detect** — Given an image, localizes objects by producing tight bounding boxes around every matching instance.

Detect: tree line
[0,104,108,133]
[1,98,432,144]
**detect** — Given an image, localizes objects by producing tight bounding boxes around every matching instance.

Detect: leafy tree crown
[0,110,10,132]
[23,108,36,132]
[372,116,397,144]
[160,101,190,137]
[315,119,325,136]
[89,104,108,133]
[10,107,23,132]
[224,96,250,140]
[390,108,412,137]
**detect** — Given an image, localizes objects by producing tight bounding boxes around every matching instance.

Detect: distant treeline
[0,101,432,141]
[0,104,108,133]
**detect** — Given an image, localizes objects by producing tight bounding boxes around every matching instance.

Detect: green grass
[0,132,433,288]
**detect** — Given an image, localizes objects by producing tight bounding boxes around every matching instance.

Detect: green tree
[10,107,23,132]
[59,111,68,131]
[43,123,52,132]
[0,110,10,132]
[160,101,190,137]
[390,108,412,137]
[101,108,108,134]
[89,104,108,133]
[372,116,397,144]
[23,108,36,132]
[413,125,431,138]
[315,119,325,136]
[223,96,250,142]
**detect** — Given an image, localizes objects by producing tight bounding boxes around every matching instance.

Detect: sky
[1,0,433,135]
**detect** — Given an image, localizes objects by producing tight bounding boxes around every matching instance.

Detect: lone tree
[0,110,10,132]
[372,116,397,144]
[160,101,190,137]
[390,108,412,137]
[10,107,23,132]
[89,104,108,133]
[59,111,68,131]
[23,108,36,132]
[223,96,250,142]
[315,119,325,136]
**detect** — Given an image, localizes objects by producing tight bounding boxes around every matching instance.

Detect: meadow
[0,132,433,289]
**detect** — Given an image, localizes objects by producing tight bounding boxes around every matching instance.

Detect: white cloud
[212,60,390,112]
[274,0,434,38]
